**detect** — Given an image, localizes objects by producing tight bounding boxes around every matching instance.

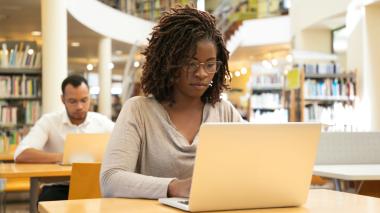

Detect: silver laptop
[159,123,321,212]
[61,133,110,165]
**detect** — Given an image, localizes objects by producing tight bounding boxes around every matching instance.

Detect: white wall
[290,0,351,35]
[66,0,154,46]
[294,29,331,52]
[240,16,291,46]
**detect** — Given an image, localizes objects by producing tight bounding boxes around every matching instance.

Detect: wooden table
[0,153,14,162]
[314,164,380,191]
[0,163,71,213]
[39,189,380,213]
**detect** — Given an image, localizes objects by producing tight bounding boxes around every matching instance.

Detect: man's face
[61,83,90,124]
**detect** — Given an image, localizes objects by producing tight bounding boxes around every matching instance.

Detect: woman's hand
[167,177,192,197]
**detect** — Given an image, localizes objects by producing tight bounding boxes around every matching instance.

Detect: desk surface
[0,152,14,161]
[0,163,71,178]
[39,189,380,213]
[314,164,380,180]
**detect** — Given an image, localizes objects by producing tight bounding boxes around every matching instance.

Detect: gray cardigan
[100,96,242,199]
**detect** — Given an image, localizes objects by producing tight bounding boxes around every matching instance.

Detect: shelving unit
[248,70,288,122]
[286,63,357,130]
[0,41,42,155]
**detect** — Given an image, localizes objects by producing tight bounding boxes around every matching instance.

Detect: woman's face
[173,40,218,102]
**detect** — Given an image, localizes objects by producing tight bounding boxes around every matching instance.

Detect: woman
[100,5,243,199]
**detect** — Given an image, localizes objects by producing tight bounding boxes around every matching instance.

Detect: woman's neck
[166,95,204,111]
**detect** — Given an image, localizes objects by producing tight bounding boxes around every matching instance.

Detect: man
[14,74,114,201]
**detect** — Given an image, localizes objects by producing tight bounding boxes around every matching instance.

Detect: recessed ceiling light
[115,50,123,55]
[27,49,34,55]
[241,67,247,75]
[71,42,80,47]
[31,31,41,36]
[86,64,94,71]
[133,61,140,68]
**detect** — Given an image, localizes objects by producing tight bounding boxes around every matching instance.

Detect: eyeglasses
[185,60,222,75]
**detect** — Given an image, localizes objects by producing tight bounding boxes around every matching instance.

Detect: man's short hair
[61,74,89,94]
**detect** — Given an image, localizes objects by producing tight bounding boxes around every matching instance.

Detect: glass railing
[98,0,289,40]
[99,0,288,21]
[98,0,193,21]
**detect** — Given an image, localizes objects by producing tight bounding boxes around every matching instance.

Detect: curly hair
[141,5,231,105]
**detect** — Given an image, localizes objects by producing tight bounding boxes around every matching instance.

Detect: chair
[68,163,101,200]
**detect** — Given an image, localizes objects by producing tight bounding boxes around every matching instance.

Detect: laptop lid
[186,123,321,212]
[61,133,110,165]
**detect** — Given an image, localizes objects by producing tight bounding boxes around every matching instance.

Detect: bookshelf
[286,63,357,130]
[0,40,42,155]
[248,70,288,122]
[126,0,190,21]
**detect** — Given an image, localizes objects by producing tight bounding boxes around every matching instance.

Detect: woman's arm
[100,98,181,199]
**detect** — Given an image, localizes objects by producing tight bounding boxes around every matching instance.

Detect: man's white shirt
[14,110,115,160]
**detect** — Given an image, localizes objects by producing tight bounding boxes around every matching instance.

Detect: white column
[347,4,380,131]
[98,37,112,118]
[294,29,332,53]
[364,5,380,131]
[41,0,67,113]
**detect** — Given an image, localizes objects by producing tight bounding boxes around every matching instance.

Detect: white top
[313,164,380,180]
[101,96,243,199]
[14,110,115,159]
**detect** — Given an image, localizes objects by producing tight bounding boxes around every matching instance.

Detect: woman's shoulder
[124,96,157,110]
[211,99,235,110]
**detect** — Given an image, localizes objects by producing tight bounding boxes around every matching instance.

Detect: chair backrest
[68,162,101,200]
[315,132,380,165]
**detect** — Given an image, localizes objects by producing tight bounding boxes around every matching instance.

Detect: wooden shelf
[285,68,357,122]
[252,84,283,91]
[304,96,355,102]
[0,96,41,100]
[305,72,356,79]
[0,67,42,75]
[252,107,282,111]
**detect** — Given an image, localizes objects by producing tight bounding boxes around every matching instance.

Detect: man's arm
[15,148,62,163]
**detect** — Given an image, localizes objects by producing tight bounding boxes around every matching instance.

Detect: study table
[313,164,380,191]
[38,189,380,213]
[0,153,14,162]
[0,163,72,213]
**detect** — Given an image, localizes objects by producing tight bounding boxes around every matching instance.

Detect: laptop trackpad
[159,198,190,211]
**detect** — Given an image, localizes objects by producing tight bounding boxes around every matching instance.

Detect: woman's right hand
[167,177,192,197]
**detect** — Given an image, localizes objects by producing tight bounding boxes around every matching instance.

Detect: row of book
[300,63,341,75]
[0,75,41,98]
[304,102,357,131]
[303,78,355,99]
[250,108,288,123]
[250,93,282,109]
[248,73,283,88]
[1,105,17,126]
[0,130,20,153]
[0,101,41,126]
[0,42,42,68]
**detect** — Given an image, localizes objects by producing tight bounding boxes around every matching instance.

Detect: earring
[209,80,213,87]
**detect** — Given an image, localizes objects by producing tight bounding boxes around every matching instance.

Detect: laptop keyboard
[178,200,189,205]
